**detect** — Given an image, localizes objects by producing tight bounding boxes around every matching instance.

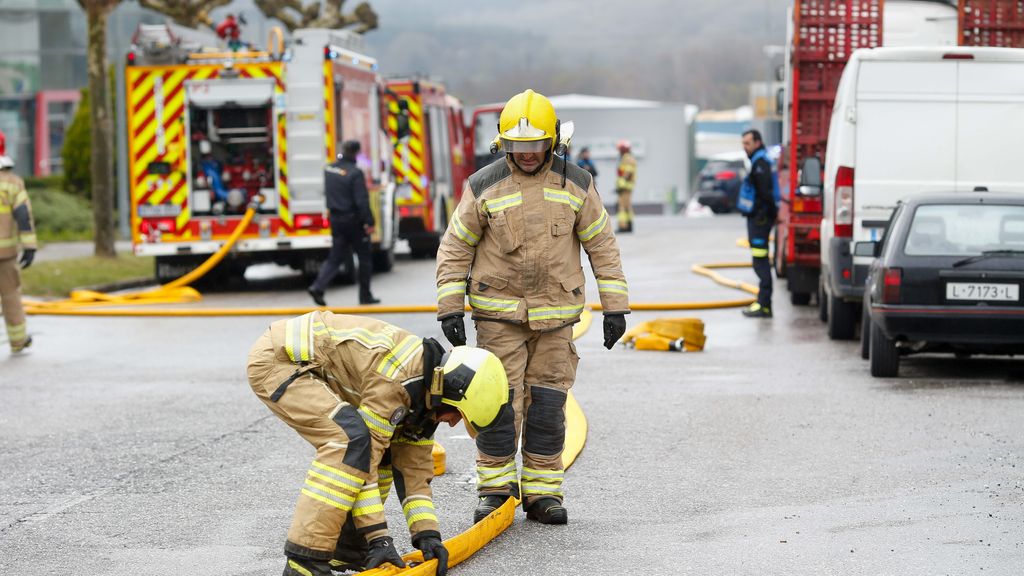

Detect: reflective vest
[0,171,35,260]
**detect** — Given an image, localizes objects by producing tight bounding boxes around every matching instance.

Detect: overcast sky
[361,0,791,108]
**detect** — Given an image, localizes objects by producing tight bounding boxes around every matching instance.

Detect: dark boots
[473,494,510,523]
[524,497,568,525]
[283,554,333,576]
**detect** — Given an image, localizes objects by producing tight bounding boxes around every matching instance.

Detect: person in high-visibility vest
[0,155,36,354]
[614,140,636,233]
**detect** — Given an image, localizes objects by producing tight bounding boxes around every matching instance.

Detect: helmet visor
[500,138,550,153]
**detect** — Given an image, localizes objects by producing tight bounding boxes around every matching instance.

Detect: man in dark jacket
[308,140,379,306]
[740,129,777,318]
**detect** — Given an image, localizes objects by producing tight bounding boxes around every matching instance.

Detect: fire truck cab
[125,25,396,283]
[384,79,471,258]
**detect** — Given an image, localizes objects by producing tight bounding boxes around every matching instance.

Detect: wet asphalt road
[2,214,1022,576]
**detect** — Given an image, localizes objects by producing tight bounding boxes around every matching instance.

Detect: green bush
[23,175,64,190]
[62,87,92,200]
[29,187,94,242]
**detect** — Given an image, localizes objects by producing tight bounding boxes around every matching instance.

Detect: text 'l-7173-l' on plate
[946,282,1020,302]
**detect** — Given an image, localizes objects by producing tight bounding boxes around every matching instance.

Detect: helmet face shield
[499,138,550,153]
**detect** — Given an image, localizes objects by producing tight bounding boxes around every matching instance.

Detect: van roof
[851,46,1024,63]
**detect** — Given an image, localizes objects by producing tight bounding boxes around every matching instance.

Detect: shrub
[29,187,94,241]
[61,87,92,200]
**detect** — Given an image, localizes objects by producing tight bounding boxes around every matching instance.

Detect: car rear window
[904,204,1024,256]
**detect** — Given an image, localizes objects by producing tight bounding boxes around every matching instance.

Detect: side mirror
[775,64,785,83]
[854,241,880,258]
[796,156,823,197]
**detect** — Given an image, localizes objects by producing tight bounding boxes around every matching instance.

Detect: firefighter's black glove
[441,315,466,347]
[19,248,35,269]
[365,536,406,570]
[412,530,448,576]
[603,313,626,350]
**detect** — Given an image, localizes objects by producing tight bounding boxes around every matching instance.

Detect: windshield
[903,204,1024,256]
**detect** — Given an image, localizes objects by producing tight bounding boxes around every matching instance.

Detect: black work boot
[307,287,327,307]
[473,494,510,523]
[359,292,381,305]
[524,497,568,525]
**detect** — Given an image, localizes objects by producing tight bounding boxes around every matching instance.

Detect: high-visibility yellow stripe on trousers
[402,495,438,529]
[521,466,564,498]
[301,460,363,511]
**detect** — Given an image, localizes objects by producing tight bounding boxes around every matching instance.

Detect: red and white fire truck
[383,79,472,258]
[125,25,396,282]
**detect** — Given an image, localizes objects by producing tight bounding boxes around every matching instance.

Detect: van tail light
[835,165,854,238]
[882,267,902,304]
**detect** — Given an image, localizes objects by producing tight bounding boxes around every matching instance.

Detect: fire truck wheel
[790,291,811,306]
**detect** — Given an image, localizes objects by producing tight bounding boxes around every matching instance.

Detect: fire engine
[125,24,396,283]
[383,79,472,258]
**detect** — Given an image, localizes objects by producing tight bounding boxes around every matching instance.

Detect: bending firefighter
[0,155,36,353]
[615,139,636,233]
[435,89,629,525]
[247,311,510,576]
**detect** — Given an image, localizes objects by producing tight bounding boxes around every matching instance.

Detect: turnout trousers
[615,189,634,232]
[473,321,579,506]
[0,256,27,350]
[247,330,382,558]
[747,216,774,308]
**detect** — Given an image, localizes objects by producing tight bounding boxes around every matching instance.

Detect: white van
[820,46,1024,339]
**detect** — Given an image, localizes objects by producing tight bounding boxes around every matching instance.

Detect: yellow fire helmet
[498,89,558,154]
[432,346,509,431]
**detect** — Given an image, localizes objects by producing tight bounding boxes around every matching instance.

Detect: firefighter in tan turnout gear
[615,139,637,233]
[247,311,510,576]
[435,89,629,525]
[0,155,36,353]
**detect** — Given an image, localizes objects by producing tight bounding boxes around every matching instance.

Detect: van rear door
[956,59,1024,193]
[855,60,958,238]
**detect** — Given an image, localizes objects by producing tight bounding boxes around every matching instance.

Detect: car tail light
[715,170,737,181]
[883,267,902,304]
[835,166,854,238]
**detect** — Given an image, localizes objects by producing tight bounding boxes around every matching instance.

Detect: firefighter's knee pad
[524,386,567,456]
[475,400,517,458]
[331,405,371,473]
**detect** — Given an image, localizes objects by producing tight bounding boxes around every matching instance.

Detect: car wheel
[827,293,857,340]
[860,302,871,360]
[790,291,811,306]
[869,320,899,377]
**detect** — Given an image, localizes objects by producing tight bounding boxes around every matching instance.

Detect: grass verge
[22,255,154,297]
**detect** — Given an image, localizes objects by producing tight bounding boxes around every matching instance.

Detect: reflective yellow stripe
[378,467,393,501]
[301,487,354,511]
[284,313,315,362]
[392,437,434,446]
[358,406,396,436]
[521,467,564,496]
[597,279,628,295]
[527,304,584,321]
[311,460,364,487]
[288,559,314,576]
[7,323,27,342]
[376,334,422,378]
[0,237,16,248]
[543,188,583,212]
[0,205,9,214]
[483,192,522,214]
[578,210,608,242]
[327,326,394,349]
[402,496,437,528]
[18,233,36,246]
[451,212,480,246]
[468,293,519,313]
[352,485,385,516]
[751,247,769,258]
[477,462,517,488]
[437,281,467,301]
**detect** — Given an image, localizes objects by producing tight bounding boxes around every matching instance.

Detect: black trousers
[746,215,774,307]
[311,214,373,296]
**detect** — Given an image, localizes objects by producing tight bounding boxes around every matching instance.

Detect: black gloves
[19,248,34,269]
[413,530,449,576]
[365,536,406,570]
[441,315,466,347]
[603,313,626,349]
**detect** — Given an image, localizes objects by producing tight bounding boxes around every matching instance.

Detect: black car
[860,192,1024,377]
[695,159,745,213]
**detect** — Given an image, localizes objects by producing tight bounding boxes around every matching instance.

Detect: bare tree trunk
[85,1,117,258]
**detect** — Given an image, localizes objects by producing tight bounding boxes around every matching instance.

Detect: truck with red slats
[776,0,885,306]
[958,0,1024,46]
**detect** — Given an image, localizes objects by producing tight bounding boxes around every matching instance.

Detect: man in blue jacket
[738,130,778,318]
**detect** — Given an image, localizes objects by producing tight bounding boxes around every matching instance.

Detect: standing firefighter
[615,139,637,233]
[0,155,35,353]
[737,129,779,318]
[435,89,629,525]
[248,311,510,576]
[308,140,379,307]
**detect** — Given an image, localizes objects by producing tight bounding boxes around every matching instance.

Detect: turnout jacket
[0,171,35,260]
[436,155,629,330]
[267,311,439,541]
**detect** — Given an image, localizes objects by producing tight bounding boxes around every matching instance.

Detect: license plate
[138,204,183,218]
[946,282,1020,302]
